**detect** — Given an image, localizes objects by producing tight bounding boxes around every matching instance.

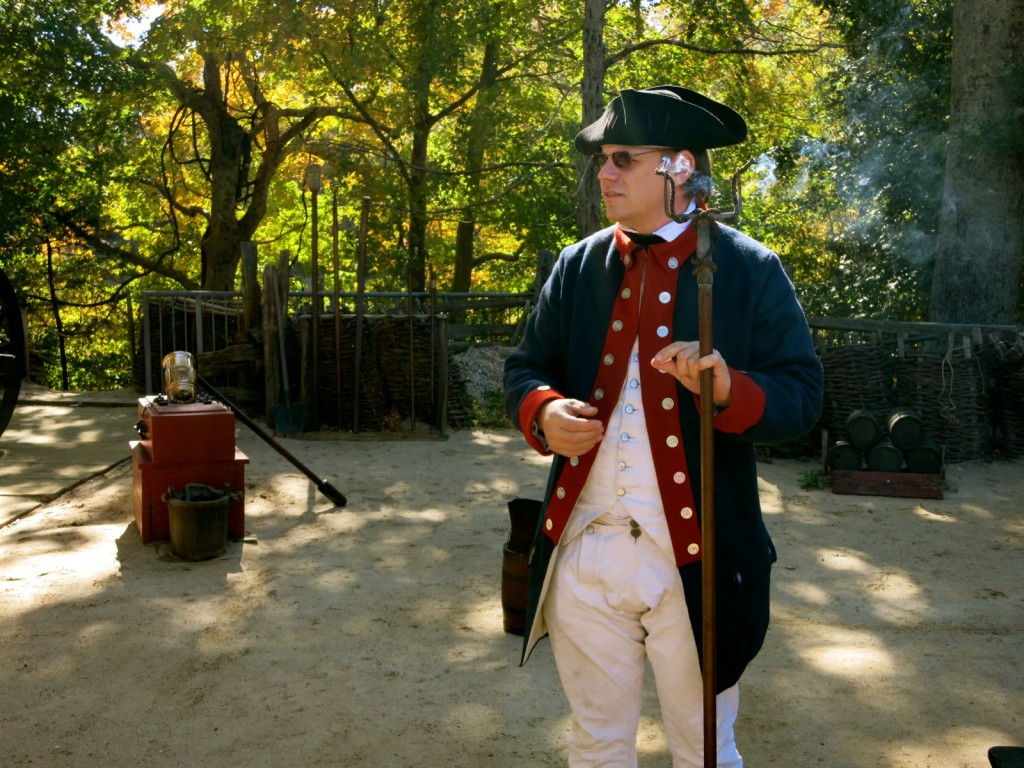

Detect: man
[503,86,824,767]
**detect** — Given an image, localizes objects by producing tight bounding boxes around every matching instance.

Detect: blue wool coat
[504,223,823,692]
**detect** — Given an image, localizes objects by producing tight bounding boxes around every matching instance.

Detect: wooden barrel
[846,409,883,450]
[866,438,904,472]
[828,440,863,471]
[507,498,542,554]
[906,437,944,474]
[501,544,530,635]
[887,407,925,450]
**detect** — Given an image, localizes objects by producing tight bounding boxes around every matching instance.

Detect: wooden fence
[139,267,1024,457]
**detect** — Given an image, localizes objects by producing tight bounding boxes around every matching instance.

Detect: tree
[813,0,1024,324]
[310,0,576,293]
[0,0,142,266]
[126,4,355,290]
[929,0,1024,324]
[575,0,846,241]
[576,0,607,238]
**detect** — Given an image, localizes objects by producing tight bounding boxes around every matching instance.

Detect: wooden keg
[866,438,904,472]
[828,440,863,471]
[887,407,925,450]
[846,409,883,450]
[906,437,944,474]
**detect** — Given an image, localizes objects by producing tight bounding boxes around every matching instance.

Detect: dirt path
[0,426,1020,767]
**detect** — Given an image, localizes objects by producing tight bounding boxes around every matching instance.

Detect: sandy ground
[0,410,1021,767]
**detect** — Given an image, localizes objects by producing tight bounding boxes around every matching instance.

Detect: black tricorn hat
[574,86,747,154]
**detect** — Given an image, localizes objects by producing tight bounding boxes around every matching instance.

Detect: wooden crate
[831,469,943,500]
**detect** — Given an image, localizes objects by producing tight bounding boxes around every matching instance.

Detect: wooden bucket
[501,545,530,635]
[501,498,542,636]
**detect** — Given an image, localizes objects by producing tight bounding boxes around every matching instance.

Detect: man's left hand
[651,341,732,408]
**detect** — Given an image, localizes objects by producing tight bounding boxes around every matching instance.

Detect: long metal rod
[197,374,347,507]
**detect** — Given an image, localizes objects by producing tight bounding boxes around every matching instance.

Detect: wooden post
[240,241,261,334]
[695,213,718,768]
[353,196,370,433]
[305,165,323,431]
[262,262,282,428]
[332,186,342,430]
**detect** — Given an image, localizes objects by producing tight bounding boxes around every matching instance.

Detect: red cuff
[518,387,565,454]
[694,369,766,434]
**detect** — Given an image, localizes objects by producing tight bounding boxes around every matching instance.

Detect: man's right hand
[538,399,604,458]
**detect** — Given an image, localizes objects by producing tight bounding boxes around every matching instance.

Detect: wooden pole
[332,187,342,430]
[694,212,718,768]
[262,262,282,428]
[353,196,370,433]
[658,159,752,768]
[310,183,320,430]
[305,164,323,431]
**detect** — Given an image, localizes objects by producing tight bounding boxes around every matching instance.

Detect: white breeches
[544,517,742,768]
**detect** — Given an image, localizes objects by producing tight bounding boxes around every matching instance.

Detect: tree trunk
[576,0,607,239]
[453,41,501,295]
[407,106,431,295]
[929,0,1024,324]
[197,53,251,291]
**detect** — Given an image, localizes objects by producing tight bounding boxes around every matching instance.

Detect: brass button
[594,388,604,400]
[556,487,566,499]
[604,354,614,365]
[612,320,623,331]
[666,435,679,448]
[546,519,554,531]
[570,456,580,466]
[616,488,626,497]
[673,471,686,484]
[662,398,674,410]
[681,506,694,519]
[621,287,632,299]
[687,543,700,556]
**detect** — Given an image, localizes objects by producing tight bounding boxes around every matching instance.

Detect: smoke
[751,153,777,195]
[791,138,845,197]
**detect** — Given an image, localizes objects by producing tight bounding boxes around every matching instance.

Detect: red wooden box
[831,469,943,500]
[130,440,248,544]
[136,396,236,465]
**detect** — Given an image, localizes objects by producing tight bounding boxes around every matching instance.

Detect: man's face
[595,144,673,234]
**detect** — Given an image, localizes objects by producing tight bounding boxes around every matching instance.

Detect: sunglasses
[591,149,661,171]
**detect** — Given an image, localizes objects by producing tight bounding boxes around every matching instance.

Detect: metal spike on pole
[657,157,753,768]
